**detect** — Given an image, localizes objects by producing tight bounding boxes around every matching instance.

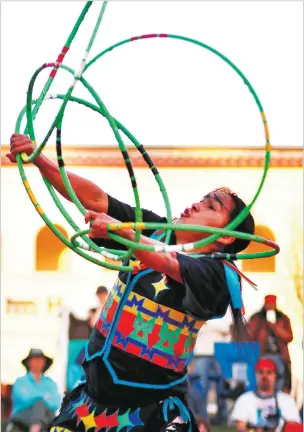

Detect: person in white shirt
[230,358,301,432]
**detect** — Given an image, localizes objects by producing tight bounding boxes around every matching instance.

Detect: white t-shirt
[230,391,301,431]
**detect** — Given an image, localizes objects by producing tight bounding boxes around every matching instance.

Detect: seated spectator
[187,360,207,426]
[230,358,301,432]
[66,288,109,391]
[193,311,232,425]
[9,349,60,432]
[247,295,293,393]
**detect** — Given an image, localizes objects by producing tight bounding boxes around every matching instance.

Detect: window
[241,225,276,272]
[36,225,70,271]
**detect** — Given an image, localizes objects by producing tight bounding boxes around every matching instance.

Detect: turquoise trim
[223,264,243,309]
[211,263,242,320]
[150,229,167,241]
[85,271,132,361]
[185,351,194,367]
[163,396,192,431]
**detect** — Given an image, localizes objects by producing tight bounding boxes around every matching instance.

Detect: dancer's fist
[7,134,35,163]
[85,211,120,239]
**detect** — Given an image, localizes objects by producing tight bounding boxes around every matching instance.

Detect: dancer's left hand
[85,211,120,239]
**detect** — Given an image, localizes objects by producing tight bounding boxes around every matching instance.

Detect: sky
[1,1,303,147]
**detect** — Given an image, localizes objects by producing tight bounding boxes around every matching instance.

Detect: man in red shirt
[248,295,293,393]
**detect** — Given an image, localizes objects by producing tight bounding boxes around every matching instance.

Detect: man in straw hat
[8,349,60,432]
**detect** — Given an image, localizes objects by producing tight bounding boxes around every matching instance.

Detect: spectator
[96,285,109,305]
[87,307,98,332]
[89,286,109,328]
[67,288,109,391]
[9,349,60,432]
[230,358,301,432]
[67,308,97,392]
[247,295,293,393]
[193,312,232,425]
[187,360,207,425]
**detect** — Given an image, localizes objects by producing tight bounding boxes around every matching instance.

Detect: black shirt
[83,195,230,407]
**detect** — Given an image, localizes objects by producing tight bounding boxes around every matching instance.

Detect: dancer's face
[175,190,236,250]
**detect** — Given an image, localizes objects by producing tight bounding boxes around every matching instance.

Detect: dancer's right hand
[7,134,35,163]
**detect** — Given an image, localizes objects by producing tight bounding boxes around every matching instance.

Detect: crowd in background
[2,289,303,432]
[187,294,301,431]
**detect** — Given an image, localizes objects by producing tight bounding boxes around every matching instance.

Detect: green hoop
[15,3,278,271]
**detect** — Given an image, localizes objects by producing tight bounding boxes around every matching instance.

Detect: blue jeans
[194,356,228,424]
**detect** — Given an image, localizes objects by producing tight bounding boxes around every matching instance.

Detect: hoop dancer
[8,134,255,432]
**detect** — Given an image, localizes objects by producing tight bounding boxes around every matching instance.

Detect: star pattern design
[81,410,97,432]
[152,275,169,299]
[117,409,132,432]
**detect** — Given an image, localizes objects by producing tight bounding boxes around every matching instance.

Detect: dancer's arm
[85,210,182,281]
[122,228,182,280]
[8,134,167,249]
[8,134,108,212]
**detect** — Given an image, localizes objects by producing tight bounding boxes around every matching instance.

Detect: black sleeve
[173,254,230,320]
[93,195,167,250]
